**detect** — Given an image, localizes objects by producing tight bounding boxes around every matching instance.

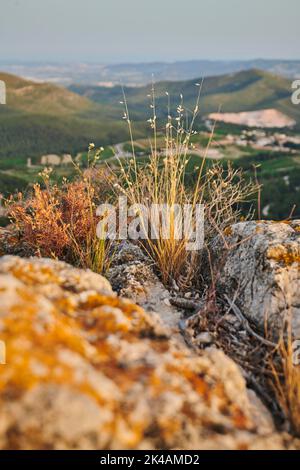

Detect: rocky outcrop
[108,241,182,333]
[210,220,300,337]
[0,255,288,449]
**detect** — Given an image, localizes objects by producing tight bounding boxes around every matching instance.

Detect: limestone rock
[108,241,182,333]
[0,255,287,449]
[210,220,300,337]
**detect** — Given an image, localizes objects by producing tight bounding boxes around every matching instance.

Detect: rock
[0,226,34,258]
[107,241,182,333]
[1,385,107,450]
[0,255,288,449]
[0,255,113,296]
[246,390,276,435]
[210,220,300,337]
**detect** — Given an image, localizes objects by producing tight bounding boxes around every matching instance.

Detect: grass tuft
[107,84,258,287]
[270,317,300,436]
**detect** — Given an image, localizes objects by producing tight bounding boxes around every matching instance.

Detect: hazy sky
[0,0,299,63]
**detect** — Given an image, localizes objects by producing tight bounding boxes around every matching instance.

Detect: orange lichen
[223,226,233,237]
[0,257,253,449]
[271,220,291,225]
[8,263,61,285]
[267,245,300,266]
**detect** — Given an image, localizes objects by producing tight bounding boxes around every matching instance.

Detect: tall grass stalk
[270,316,300,436]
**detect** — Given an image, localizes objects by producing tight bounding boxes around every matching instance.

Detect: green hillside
[0,72,142,160]
[1,69,298,165]
[70,69,300,127]
[0,72,93,116]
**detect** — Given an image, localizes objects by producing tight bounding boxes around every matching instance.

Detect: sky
[0,0,299,63]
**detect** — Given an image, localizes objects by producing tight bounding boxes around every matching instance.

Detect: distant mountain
[1,60,300,86]
[98,59,300,84]
[71,69,300,128]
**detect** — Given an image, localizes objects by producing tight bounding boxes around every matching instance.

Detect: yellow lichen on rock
[0,256,283,449]
[223,226,233,237]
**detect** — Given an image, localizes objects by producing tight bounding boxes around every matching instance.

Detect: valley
[1,68,300,220]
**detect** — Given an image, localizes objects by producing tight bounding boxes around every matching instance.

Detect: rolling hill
[70,69,300,128]
[0,72,142,160]
[0,69,299,165]
[0,72,93,116]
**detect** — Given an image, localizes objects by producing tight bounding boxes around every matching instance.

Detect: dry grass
[270,318,300,436]
[8,150,114,274]
[108,84,258,287]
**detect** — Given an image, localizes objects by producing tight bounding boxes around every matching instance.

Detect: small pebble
[225,314,239,325]
[184,292,192,299]
[160,291,169,300]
